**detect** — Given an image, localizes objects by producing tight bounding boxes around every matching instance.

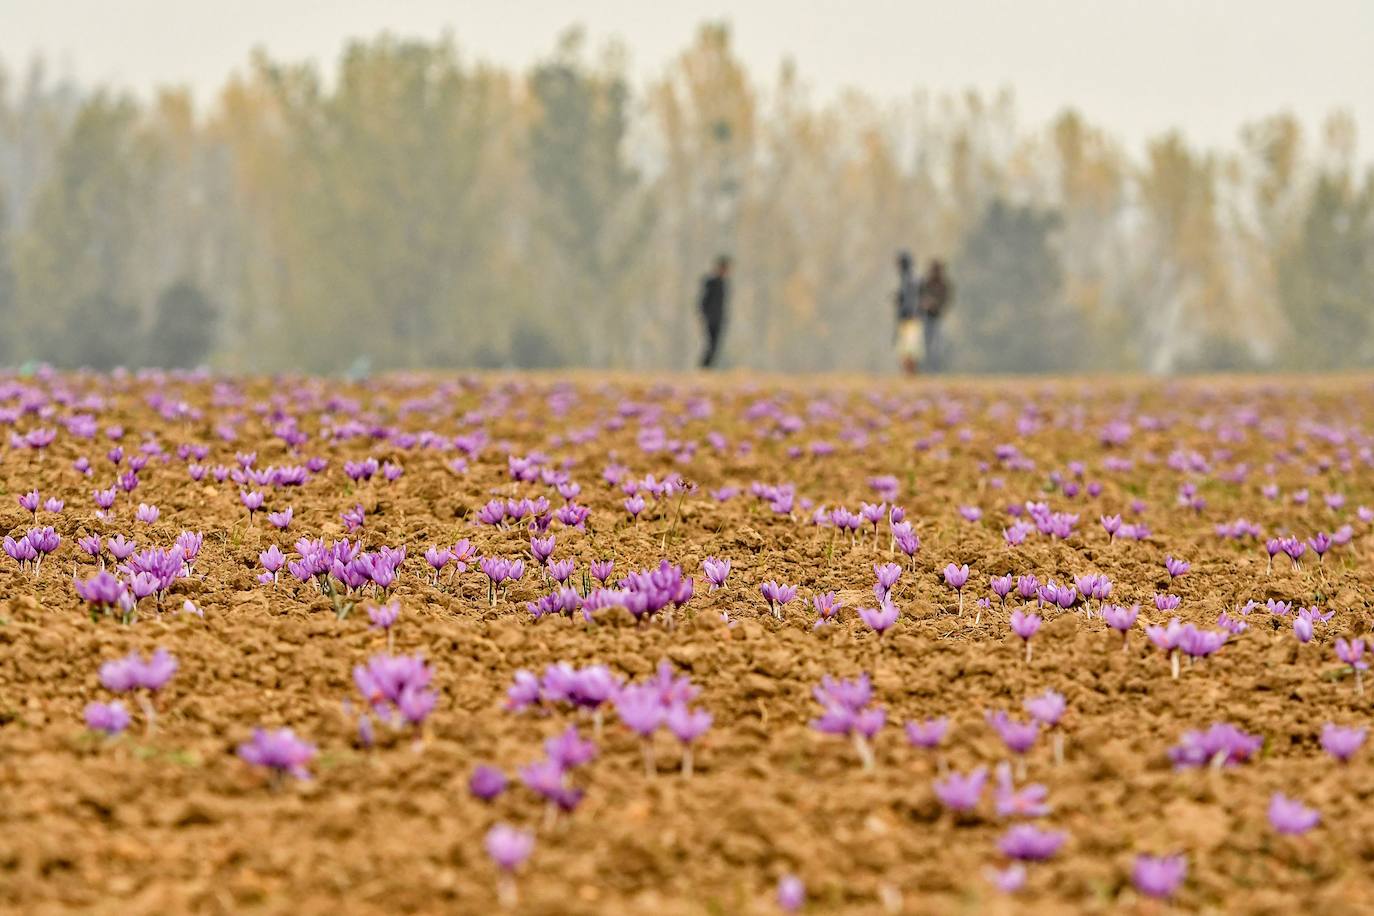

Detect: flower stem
[853,733,875,771]
[139,696,157,737]
[642,740,656,779]
[497,874,518,909]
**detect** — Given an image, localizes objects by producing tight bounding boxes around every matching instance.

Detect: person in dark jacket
[894,250,922,375]
[698,256,731,369]
[919,260,953,372]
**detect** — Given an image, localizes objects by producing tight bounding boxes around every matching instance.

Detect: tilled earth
[1,371,1373,915]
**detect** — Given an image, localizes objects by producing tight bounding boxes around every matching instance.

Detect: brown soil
[2,372,1373,915]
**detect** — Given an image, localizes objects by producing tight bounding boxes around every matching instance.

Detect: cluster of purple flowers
[1168,723,1263,769]
[3,526,61,576]
[353,653,437,732]
[519,724,596,816]
[577,560,694,623]
[238,727,318,781]
[811,674,885,770]
[613,662,712,776]
[506,662,624,716]
[1145,617,1229,677]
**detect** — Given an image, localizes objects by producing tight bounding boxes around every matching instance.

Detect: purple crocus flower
[75,570,126,612]
[268,507,293,530]
[353,653,435,729]
[985,864,1027,893]
[1133,853,1187,900]
[759,580,798,619]
[990,575,1014,604]
[1168,723,1262,769]
[874,562,902,598]
[1010,609,1041,662]
[423,545,452,582]
[368,600,401,647]
[615,685,665,738]
[485,823,534,871]
[858,601,899,636]
[1178,626,1228,660]
[894,527,921,563]
[505,670,542,711]
[666,703,712,776]
[25,526,60,563]
[1102,604,1139,650]
[702,556,731,591]
[240,490,264,519]
[859,501,886,534]
[905,717,949,750]
[1264,537,1284,571]
[933,766,987,813]
[4,534,38,570]
[993,762,1050,818]
[259,545,286,580]
[341,503,365,532]
[986,710,1040,755]
[811,673,884,770]
[237,727,316,781]
[469,764,507,801]
[1023,690,1065,728]
[547,558,575,584]
[1320,723,1366,762]
[812,591,842,627]
[998,824,1067,861]
[943,563,971,615]
[615,684,666,776]
[1268,793,1319,835]
[78,534,102,559]
[666,703,712,745]
[544,724,598,769]
[530,535,555,566]
[1163,556,1190,579]
[18,489,41,516]
[590,560,614,584]
[1294,614,1315,644]
[84,701,131,736]
[1145,617,1189,678]
[99,648,178,693]
[777,874,806,912]
[1336,637,1368,695]
[107,534,137,561]
[1307,532,1332,562]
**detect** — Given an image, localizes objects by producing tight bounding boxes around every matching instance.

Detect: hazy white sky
[4,0,1372,158]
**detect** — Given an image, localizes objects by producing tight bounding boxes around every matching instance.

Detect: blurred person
[698,255,731,369]
[894,250,923,375]
[919,260,953,372]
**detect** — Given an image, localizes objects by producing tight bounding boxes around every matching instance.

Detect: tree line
[0,25,1370,374]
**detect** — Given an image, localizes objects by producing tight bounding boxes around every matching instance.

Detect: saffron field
[2,370,1373,914]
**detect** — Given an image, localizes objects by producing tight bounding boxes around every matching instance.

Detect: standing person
[919,260,953,372]
[893,251,923,375]
[698,255,731,369]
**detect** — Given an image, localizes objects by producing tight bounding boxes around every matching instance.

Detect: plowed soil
[2,372,1373,915]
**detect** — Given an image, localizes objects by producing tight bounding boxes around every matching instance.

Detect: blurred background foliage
[0,25,1370,374]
